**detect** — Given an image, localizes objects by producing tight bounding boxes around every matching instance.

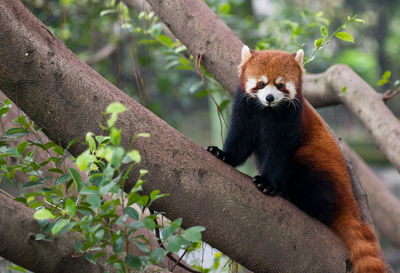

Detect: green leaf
[162,218,181,239]
[51,219,70,235]
[66,138,79,151]
[150,248,167,263]
[23,179,44,188]
[377,79,388,86]
[219,3,231,14]
[157,34,173,47]
[133,241,150,253]
[65,199,76,217]
[48,168,64,174]
[17,141,28,154]
[137,195,149,207]
[314,37,323,48]
[56,173,71,185]
[320,25,328,38]
[341,86,347,93]
[125,255,142,270]
[74,240,84,253]
[69,167,83,192]
[110,127,122,146]
[52,145,64,156]
[219,99,231,111]
[182,226,205,242]
[106,102,126,115]
[87,195,102,208]
[33,208,55,220]
[95,229,105,242]
[113,235,124,254]
[80,186,99,195]
[382,70,391,80]
[111,147,124,167]
[76,150,95,171]
[86,132,96,151]
[166,236,184,252]
[4,128,30,138]
[142,217,155,230]
[6,265,26,272]
[0,107,10,116]
[335,32,354,43]
[150,190,160,201]
[100,8,116,17]
[195,90,209,98]
[84,253,97,264]
[125,207,139,220]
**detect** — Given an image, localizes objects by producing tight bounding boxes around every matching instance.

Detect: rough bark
[0,193,117,273]
[0,1,351,272]
[145,0,400,175]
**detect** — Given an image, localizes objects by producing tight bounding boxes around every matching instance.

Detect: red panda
[207,46,386,273]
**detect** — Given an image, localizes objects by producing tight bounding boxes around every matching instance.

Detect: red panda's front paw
[206,146,227,162]
[252,175,279,196]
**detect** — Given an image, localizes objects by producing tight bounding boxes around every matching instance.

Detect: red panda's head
[238,46,304,108]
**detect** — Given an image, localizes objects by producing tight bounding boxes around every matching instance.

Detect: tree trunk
[0,1,352,272]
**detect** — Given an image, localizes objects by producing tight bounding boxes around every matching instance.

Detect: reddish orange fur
[239,49,386,272]
[298,101,386,273]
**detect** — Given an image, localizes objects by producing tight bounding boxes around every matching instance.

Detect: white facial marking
[275,76,282,84]
[286,82,297,99]
[261,75,268,84]
[256,85,285,107]
[245,78,257,95]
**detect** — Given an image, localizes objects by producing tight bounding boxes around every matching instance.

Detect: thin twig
[382,88,400,101]
[195,53,228,144]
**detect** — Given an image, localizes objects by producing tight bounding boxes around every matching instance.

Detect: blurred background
[1,0,399,271]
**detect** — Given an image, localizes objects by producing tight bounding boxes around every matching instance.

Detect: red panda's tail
[332,215,386,273]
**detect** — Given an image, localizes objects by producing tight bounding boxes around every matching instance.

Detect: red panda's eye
[257,82,265,89]
[277,83,285,91]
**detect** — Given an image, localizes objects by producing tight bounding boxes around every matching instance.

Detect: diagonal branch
[304,66,400,173]
[0,1,350,272]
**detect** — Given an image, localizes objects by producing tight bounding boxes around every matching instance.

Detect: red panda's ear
[293,49,304,65]
[241,45,253,64]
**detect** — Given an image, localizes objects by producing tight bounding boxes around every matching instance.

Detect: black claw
[252,175,278,196]
[206,146,228,163]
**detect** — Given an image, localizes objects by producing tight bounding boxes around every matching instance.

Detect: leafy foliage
[0,101,205,272]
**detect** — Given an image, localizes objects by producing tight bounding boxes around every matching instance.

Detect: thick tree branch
[0,1,351,272]
[304,66,400,173]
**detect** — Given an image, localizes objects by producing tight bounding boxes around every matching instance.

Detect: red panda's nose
[266,94,274,103]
